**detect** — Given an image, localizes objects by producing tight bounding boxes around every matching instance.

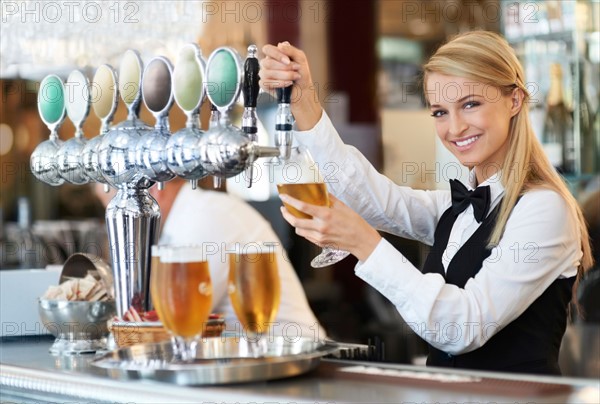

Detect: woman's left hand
[279,193,382,262]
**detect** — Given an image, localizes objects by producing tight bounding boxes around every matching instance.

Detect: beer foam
[151,245,164,257]
[275,161,324,184]
[227,244,278,266]
[273,147,325,184]
[159,245,207,263]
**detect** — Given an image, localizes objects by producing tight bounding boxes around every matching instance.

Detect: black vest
[421,202,574,375]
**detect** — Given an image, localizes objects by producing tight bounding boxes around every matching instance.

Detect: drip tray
[92,336,339,385]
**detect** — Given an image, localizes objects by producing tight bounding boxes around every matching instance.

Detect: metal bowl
[59,253,114,299]
[38,299,116,355]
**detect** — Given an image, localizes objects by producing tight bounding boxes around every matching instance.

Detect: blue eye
[464,101,480,109]
[430,110,446,118]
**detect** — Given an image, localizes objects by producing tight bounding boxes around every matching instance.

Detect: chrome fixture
[31,44,292,320]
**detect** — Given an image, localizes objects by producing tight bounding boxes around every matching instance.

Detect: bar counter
[1,336,598,403]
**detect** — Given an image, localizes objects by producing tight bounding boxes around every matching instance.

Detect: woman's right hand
[260,42,323,131]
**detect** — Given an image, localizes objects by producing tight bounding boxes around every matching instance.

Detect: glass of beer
[227,245,281,338]
[276,146,351,268]
[150,245,212,362]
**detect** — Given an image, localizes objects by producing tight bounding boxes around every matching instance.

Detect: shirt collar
[467,169,505,208]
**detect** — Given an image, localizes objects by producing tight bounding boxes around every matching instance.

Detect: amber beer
[150,247,212,338]
[228,251,281,334]
[277,182,329,219]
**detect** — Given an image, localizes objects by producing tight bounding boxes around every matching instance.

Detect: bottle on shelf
[594,96,600,173]
[0,207,19,269]
[579,62,596,174]
[10,197,47,269]
[542,63,575,175]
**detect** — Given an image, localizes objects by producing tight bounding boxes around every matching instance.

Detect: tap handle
[65,70,90,137]
[173,43,205,117]
[142,56,174,119]
[242,45,260,138]
[38,74,66,136]
[205,47,243,111]
[276,85,292,105]
[92,64,119,132]
[242,45,260,109]
[119,50,144,117]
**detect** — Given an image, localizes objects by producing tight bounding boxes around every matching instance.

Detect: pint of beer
[228,248,281,334]
[274,146,351,268]
[150,245,213,339]
[277,182,329,219]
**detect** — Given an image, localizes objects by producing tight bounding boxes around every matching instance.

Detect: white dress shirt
[295,112,581,354]
[159,184,326,340]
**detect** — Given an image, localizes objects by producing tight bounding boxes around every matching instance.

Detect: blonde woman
[259,31,593,375]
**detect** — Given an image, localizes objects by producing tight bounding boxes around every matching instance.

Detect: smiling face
[426,73,521,183]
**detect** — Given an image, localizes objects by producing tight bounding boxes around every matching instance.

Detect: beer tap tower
[30,45,291,320]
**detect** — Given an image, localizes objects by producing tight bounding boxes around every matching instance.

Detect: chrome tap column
[30,43,296,321]
[105,186,159,317]
[99,50,159,318]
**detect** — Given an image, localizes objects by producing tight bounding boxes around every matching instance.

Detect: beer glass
[228,246,281,337]
[276,146,351,267]
[150,245,212,362]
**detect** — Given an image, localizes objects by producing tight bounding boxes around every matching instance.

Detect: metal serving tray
[91,336,339,385]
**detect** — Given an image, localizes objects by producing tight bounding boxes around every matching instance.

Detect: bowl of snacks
[39,253,116,355]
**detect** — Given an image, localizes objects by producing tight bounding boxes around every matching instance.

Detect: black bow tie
[449,179,491,223]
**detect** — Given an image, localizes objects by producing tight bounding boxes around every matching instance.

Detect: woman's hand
[260,42,323,131]
[279,193,382,262]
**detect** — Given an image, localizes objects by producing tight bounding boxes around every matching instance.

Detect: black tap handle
[276,86,292,104]
[243,45,260,108]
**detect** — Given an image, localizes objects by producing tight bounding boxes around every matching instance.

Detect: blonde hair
[423,31,593,286]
